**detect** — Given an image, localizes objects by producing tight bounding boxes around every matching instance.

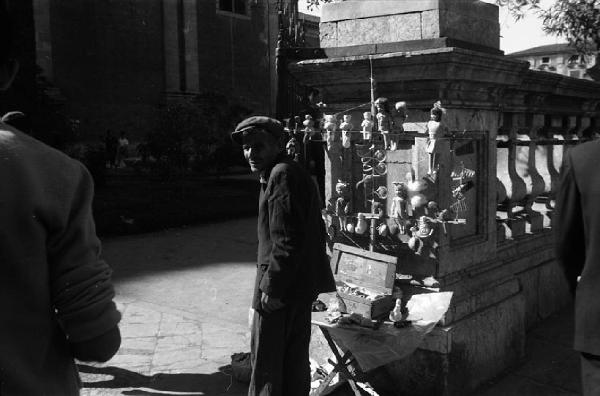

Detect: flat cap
[231,116,283,144]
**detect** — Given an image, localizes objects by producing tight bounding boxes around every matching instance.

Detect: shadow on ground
[79,364,248,396]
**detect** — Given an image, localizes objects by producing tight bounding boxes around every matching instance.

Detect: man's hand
[261,292,285,313]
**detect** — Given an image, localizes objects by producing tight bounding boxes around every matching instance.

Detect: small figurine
[408,216,435,256]
[303,114,315,145]
[406,171,428,215]
[323,114,338,150]
[377,223,389,237]
[339,114,353,149]
[375,97,392,149]
[390,182,409,234]
[361,111,373,141]
[286,137,300,162]
[388,101,408,151]
[389,298,404,322]
[346,222,355,233]
[355,213,368,235]
[425,101,447,174]
[334,180,351,231]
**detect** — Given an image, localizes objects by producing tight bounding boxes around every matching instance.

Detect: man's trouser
[249,301,312,396]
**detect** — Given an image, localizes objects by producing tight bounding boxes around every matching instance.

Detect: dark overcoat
[0,124,120,395]
[252,155,336,310]
[555,139,600,355]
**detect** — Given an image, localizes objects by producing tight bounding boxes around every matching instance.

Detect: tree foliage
[304,0,600,55]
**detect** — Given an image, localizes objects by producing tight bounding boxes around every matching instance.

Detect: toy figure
[303,114,315,145]
[408,216,436,256]
[361,112,373,141]
[389,299,404,322]
[339,114,353,149]
[375,97,392,149]
[425,101,447,174]
[406,171,428,216]
[286,137,300,162]
[390,182,409,234]
[346,222,355,233]
[355,213,368,235]
[377,222,389,237]
[388,101,408,151]
[334,180,351,231]
[323,114,338,150]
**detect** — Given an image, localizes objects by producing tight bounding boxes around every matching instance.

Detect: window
[569,70,581,78]
[218,0,247,15]
[541,56,550,63]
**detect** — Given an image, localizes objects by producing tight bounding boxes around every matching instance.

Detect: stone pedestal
[320,0,500,51]
[290,6,599,391]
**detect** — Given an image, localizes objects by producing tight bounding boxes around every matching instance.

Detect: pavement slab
[79,218,583,396]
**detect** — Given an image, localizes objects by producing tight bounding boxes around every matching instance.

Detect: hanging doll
[323,114,338,150]
[425,101,447,175]
[375,97,392,149]
[386,101,407,151]
[339,114,353,149]
[361,111,373,141]
[390,182,410,234]
[408,216,436,256]
[333,180,351,231]
[303,114,315,144]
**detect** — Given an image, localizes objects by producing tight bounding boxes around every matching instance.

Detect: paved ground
[81,218,256,396]
[80,217,582,396]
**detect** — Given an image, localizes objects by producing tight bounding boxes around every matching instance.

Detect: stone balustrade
[496,115,599,242]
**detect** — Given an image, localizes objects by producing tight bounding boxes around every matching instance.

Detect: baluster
[514,114,545,233]
[496,113,527,239]
[534,130,553,228]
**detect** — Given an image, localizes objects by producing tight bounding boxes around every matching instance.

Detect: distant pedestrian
[0,3,121,395]
[104,129,118,168]
[555,139,600,396]
[116,131,129,168]
[231,116,336,396]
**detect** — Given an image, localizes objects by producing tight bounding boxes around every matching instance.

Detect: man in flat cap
[0,3,121,395]
[232,116,335,396]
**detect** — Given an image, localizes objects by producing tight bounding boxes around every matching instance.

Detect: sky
[297,0,566,54]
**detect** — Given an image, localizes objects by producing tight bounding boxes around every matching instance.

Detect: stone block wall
[320,0,499,50]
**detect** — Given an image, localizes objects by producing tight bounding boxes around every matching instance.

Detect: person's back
[556,139,600,395]
[0,123,121,395]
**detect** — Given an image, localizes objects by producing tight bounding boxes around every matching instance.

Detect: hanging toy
[340,114,353,149]
[375,97,392,149]
[361,111,373,141]
[355,213,368,235]
[346,222,355,233]
[323,114,338,150]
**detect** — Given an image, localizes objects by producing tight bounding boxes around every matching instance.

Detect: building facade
[32,0,318,140]
[507,43,598,80]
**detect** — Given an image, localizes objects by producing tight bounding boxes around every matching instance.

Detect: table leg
[317,326,362,396]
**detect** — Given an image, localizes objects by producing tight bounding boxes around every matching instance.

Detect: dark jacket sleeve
[47,162,121,344]
[554,150,586,294]
[259,167,304,299]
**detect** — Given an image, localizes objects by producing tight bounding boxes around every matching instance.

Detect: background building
[507,43,598,80]
[32,0,319,141]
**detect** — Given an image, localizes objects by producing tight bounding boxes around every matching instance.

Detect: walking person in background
[116,131,129,168]
[0,3,121,394]
[555,139,600,396]
[231,116,336,396]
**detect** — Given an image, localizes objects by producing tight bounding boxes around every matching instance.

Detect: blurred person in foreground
[0,3,121,395]
[555,138,600,396]
[232,116,335,396]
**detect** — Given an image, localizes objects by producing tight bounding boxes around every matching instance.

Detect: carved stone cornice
[288,47,600,116]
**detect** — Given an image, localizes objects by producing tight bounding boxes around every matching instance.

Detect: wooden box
[330,243,398,320]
